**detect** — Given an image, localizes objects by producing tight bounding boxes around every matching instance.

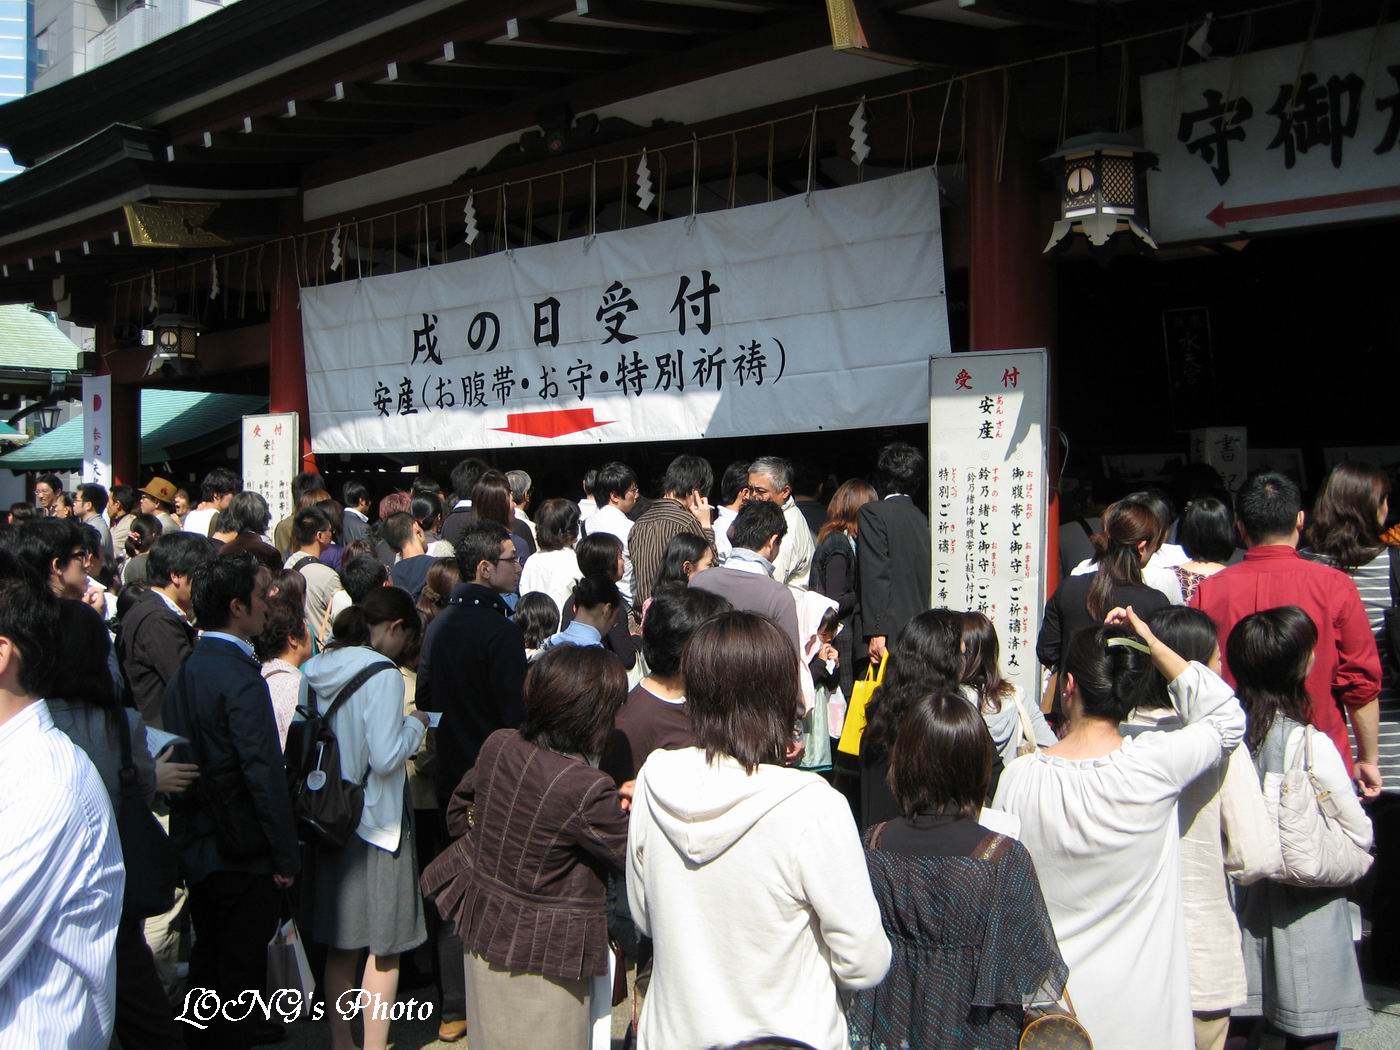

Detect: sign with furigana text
[1142,24,1400,243]
[300,170,949,453]
[241,413,298,526]
[929,349,1048,702]
[81,374,111,487]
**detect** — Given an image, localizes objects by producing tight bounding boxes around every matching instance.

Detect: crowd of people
[0,448,1392,1050]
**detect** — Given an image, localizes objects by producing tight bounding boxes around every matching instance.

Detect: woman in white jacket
[994,605,1246,1050]
[299,586,430,1050]
[1224,607,1373,1050]
[627,610,891,1050]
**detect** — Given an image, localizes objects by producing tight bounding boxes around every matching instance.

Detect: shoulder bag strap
[112,707,142,799]
[867,820,889,849]
[973,830,1012,863]
[1389,546,1400,608]
[322,660,399,725]
[1013,688,1036,749]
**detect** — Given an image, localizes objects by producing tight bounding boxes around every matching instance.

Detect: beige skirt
[463,950,592,1050]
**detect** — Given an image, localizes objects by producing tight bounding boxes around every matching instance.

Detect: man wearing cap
[138,478,181,535]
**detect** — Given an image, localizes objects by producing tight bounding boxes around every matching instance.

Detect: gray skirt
[1235,880,1370,1037]
[306,813,427,958]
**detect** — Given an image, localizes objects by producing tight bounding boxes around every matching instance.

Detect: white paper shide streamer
[330,226,342,272]
[463,192,479,246]
[636,150,655,212]
[849,101,870,167]
[209,254,219,300]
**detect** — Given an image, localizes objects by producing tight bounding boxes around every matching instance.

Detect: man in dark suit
[164,552,298,1049]
[857,442,932,663]
[415,519,526,1042]
[115,531,211,727]
[438,457,490,552]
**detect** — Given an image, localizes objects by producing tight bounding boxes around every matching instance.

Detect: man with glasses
[415,520,526,1043]
[747,456,815,600]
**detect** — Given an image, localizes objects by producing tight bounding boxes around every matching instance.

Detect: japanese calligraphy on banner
[929,349,1048,701]
[241,413,298,526]
[301,170,949,453]
[1142,24,1400,243]
[81,375,111,487]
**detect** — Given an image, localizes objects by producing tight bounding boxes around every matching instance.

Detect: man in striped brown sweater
[629,455,715,610]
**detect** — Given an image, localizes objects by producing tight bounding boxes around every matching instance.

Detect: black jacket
[1036,573,1169,670]
[115,589,197,728]
[440,504,477,552]
[416,582,528,804]
[857,496,932,643]
[163,636,300,883]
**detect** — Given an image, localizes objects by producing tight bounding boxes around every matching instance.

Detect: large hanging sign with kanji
[1142,24,1400,244]
[928,349,1048,703]
[301,169,949,453]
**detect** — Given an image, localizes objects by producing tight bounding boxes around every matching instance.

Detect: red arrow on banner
[1207,184,1400,228]
[491,407,614,439]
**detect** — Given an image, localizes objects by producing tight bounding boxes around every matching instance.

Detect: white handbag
[1262,726,1373,888]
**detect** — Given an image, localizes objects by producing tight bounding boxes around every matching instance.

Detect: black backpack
[286,661,397,849]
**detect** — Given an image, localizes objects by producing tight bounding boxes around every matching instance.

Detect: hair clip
[1106,636,1151,655]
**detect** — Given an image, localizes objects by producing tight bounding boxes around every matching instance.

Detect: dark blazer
[439,504,477,552]
[857,496,932,643]
[115,589,197,728]
[420,728,628,981]
[811,530,861,694]
[417,582,528,803]
[1036,573,1170,670]
[341,509,371,546]
[163,636,300,884]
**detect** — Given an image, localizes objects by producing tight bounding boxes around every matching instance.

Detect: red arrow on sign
[1207,184,1400,228]
[491,407,613,439]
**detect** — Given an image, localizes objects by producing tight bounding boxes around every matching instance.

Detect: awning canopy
[0,388,266,471]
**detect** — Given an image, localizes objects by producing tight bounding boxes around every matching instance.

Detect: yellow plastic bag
[836,656,887,756]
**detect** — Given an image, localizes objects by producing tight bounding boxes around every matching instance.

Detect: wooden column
[95,322,139,487]
[268,241,318,473]
[965,72,1061,592]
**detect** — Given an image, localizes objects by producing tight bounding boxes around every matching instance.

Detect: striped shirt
[1303,546,1400,792]
[0,700,124,1049]
[628,497,714,610]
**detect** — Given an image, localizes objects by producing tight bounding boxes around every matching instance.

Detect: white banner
[1143,24,1400,244]
[81,374,111,487]
[301,170,949,453]
[928,349,1048,701]
[241,413,299,526]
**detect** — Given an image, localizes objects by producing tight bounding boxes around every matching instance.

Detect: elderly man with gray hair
[747,455,814,599]
[505,469,536,544]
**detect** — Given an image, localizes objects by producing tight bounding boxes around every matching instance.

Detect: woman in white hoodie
[299,586,430,1050]
[627,610,891,1050]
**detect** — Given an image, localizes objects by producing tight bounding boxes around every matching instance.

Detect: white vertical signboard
[81,374,111,486]
[241,413,299,528]
[929,349,1049,700]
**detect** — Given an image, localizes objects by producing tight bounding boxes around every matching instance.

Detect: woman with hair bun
[1037,497,1172,675]
[996,605,1245,1050]
[298,586,430,1050]
[541,574,622,651]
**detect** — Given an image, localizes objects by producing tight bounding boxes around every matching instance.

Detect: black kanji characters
[467,311,501,353]
[732,341,766,386]
[692,347,727,390]
[597,281,639,345]
[614,351,648,397]
[412,313,442,366]
[534,296,560,348]
[566,359,593,400]
[653,350,685,392]
[492,366,516,405]
[1178,89,1254,185]
[1266,72,1362,169]
[671,270,720,336]
[373,381,391,417]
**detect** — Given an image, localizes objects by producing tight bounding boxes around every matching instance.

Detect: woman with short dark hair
[519,497,583,622]
[1174,495,1236,602]
[422,646,631,1048]
[626,611,889,1050]
[859,608,965,827]
[846,691,1066,1050]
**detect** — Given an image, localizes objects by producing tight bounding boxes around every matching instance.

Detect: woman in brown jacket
[422,645,631,1049]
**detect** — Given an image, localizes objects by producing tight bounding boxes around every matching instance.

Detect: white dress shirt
[583,504,635,604]
[0,700,124,1050]
[713,504,739,563]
